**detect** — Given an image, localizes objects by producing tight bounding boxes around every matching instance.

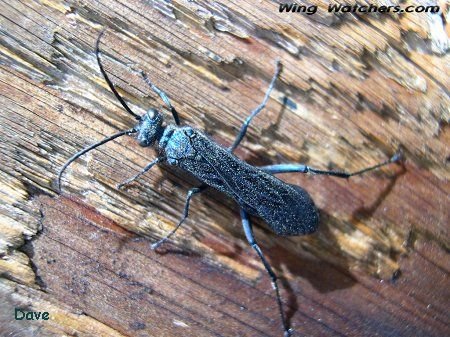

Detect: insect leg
[117,157,163,189]
[140,70,180,125]
[259,151,402,178]
[229,61,282,152]
[151,186,205,250]
[240,208,292,337]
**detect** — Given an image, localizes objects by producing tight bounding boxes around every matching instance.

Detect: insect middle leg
[259,152,402,177]
[240,208,291,337]
[140,71,180,125]
[151,186,205,249]
[229,61,282,152]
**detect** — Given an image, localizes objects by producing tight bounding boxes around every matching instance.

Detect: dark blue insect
[57,31,401,337]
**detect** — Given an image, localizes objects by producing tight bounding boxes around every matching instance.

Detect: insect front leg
[117,157,163,189]
[259,151,402,178]
[140,71,180,125]
[240,208,292,337]
[151,185,205,250]
[229,61,282,152]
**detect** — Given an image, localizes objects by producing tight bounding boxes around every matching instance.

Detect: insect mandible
[57,30,402,337]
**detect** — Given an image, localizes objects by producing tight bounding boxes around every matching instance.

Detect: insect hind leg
[259,151,402,178]
[240,208,292,337]
[151,186,205,250]
[229,61,282,152]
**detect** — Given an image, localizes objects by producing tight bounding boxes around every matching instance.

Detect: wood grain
[0,0,448,336]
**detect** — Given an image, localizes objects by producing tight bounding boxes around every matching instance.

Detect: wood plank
[0,0,448,336]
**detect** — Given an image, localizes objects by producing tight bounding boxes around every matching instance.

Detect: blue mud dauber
[57,31,401,337]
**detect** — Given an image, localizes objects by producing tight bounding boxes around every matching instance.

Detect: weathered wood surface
[0,0,449,336]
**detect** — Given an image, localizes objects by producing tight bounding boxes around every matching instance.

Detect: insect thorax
[159,125,197,165]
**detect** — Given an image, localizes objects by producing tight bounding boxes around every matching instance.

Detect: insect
[57,31,402,337]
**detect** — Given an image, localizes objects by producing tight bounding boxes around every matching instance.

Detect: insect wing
[189,132,319,236]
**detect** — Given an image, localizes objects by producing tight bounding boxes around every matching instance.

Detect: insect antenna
[57,128,137,193]
[140,70,180,125]
[96,30,142,121]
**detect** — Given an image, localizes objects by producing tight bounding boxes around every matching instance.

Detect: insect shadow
[57,30,403,337]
